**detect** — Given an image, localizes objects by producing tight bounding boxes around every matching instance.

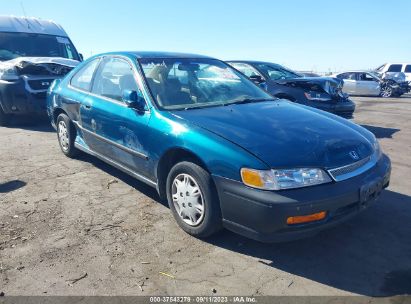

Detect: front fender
[147,110,269,182]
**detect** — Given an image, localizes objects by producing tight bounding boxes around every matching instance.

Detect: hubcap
[172,173,205,226]
[58,121,69,151]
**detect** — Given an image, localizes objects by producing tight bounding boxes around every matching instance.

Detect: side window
[230,63,262,78]
[70,59,100,91]
[339,72,356,80]
[92,57,137,101]
[404,65,411,73]
[336,73,348,79]
[347,73,357,80]
[387,64,402,72]
[359,73,375,81]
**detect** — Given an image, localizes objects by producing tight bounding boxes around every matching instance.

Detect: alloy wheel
[381,85,392,98]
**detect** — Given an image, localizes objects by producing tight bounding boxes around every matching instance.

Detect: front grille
[27,79,54,91]
[328,156,372,181]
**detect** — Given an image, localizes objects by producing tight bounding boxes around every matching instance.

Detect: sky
[2,0,411,72]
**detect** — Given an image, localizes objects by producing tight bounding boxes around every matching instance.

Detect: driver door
[81,56,152,177]
[357,73,380,96]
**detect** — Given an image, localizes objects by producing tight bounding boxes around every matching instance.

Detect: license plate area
[360,178,384,205]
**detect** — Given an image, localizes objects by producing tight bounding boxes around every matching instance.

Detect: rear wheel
[166,161,222,238]
[0,106,11,126]
[56,113,78,158]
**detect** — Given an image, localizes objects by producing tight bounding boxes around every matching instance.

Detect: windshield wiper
[228,98,275,105]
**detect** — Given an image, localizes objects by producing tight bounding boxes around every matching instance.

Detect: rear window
[404,65,411,73]
[387,64,402,72]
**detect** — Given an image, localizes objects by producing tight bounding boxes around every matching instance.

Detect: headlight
[304,92,332,101]
[0,67,19,81]
[373,138,382,158]
[241,168,332,190]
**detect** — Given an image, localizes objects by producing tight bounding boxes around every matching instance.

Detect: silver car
[332,71,381,96]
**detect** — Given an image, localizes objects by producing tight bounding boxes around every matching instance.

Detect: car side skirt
[74,142,157,188]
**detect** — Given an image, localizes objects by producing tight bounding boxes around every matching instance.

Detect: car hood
[273,77,344,96]
[0,57,79,76]
[173,100,373,169]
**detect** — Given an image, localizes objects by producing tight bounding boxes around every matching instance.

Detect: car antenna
[20,1,31,30]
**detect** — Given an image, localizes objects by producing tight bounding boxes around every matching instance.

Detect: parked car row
[1,16,392,242]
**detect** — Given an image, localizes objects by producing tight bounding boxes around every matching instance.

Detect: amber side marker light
[287,211,327,225]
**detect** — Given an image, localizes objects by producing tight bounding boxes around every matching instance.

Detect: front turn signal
[287,211,327,225]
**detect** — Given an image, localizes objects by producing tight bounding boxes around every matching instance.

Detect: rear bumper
[213,154,391,242]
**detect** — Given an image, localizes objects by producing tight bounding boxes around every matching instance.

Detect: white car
[376,63,411,82]
[333,71,410,98]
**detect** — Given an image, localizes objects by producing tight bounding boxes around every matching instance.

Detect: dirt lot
[1,96,411,296]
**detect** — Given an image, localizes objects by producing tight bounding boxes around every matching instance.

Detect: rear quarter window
[404,65,411,73]
[70,59,100,91]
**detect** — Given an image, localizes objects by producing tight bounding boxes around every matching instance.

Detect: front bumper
[307,98,356,119]
[213,154,391,242]
[0,76,55,116]
[396,82,411,94]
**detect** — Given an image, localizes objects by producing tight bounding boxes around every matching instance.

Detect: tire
[166,161,222,238]
[380,82,394,98]
[0,106,11,126]
[56,113,78,158]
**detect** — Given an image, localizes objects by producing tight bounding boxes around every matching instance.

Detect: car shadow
[0,180,27,193]
[361,124,400,139]
[206,189,411,296]
[4,117,54,133]
[75,153,165,206]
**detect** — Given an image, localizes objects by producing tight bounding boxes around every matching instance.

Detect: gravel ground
[1,96,410,296]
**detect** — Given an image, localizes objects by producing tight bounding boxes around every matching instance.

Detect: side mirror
[249,74,265,84]
[122,90,146,111]
[78,53,84,62]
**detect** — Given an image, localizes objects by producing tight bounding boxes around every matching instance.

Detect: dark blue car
[227,61,356,119]
[47,52,391,242]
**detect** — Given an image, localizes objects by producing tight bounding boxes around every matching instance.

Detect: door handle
[84,105,91,109]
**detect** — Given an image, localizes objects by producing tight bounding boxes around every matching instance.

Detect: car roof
[383,63,411,65]
[0,15,68,37]
[227,60,282,66]
[336,70,375,73]
[116,51,213,59]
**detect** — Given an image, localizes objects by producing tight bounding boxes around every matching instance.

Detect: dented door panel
[82,94,152,177]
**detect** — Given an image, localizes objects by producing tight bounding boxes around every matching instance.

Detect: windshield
[257,64,301,80]
[0,32,79,61]
[139,58,273,110]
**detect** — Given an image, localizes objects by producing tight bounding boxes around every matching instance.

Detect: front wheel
[166,161,222,238]
[380,82,394,98]
[56,113,79,158]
